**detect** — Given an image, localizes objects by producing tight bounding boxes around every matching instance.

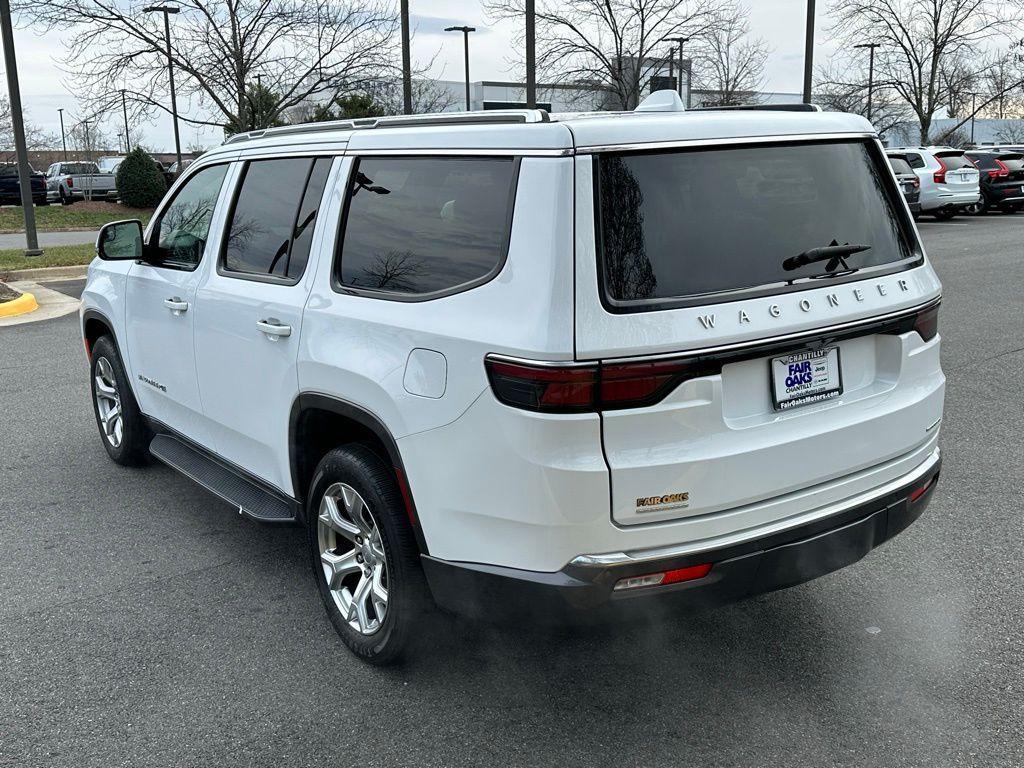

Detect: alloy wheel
[93,357,123,448]
[317,482,389,635]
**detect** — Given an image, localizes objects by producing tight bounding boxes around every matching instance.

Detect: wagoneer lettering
[81,93,944,665]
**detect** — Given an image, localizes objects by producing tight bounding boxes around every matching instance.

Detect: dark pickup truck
[0,163,48,206]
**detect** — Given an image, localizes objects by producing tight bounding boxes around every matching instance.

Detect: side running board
[149,434,297,523]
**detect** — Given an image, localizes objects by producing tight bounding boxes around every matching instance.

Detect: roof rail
[224,109,551,145]
[688,103,823,113]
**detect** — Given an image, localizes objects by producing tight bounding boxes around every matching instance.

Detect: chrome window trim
[348,147,572,157]
[570,447,941,568]
[577,131,877,155]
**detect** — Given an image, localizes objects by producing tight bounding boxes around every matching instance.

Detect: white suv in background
[887,146,980,219]
[81,97,945,664]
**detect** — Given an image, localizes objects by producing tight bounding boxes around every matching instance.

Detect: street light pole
[970,92,978,144]
[802,0,816,104]
[445,25,476,111]
[57,107,68,161]
[400,0,412,114]
[144,4,182,173]
[668,37,688,104]
[0,0,40,256]
[525,0,536,109]
[853,42,881,122]
[121,89,131,152]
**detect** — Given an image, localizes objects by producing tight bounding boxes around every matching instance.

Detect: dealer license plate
[771,347,843,410]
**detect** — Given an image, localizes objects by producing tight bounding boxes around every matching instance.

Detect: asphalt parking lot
[1,215,1022,767]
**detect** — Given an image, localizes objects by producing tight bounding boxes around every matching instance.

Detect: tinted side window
[224,158,320,279]
[905,153,926,169]
[336,157,517,297]
[888,157,913,174]
[287,158,333,279]
[153,164,229,268]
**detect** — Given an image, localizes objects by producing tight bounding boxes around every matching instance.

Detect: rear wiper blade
[783,240,871,273]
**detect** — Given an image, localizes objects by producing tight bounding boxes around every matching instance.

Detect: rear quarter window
[596,140,919,310]
[334,156,518,299]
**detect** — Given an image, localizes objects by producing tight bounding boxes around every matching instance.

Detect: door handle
[164,297,189,314]
[256,318,292,339]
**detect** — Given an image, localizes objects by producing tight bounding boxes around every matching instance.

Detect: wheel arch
[289,393,429,554]
[82,308,118,360]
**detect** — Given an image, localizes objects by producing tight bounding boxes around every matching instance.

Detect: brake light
[66,176,73,188]
[485,357,723,413]
[994,159,1010,178]
[485,359,597,413]
[600,358,719,408]
[933,157,947,184]
[913,303,939,342]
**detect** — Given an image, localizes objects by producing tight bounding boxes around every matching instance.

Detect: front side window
[335,156,518,297]
[152,164,229,268]
[223,157,332,281]
[596,140,917,309]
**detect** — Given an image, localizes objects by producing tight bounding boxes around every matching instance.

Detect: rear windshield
[999,154,1024,171]
[596,140,917,309]
[61,163,99,174]
[888,156,914,174]
[934,152,973,170]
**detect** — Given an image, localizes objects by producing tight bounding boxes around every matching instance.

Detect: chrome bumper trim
[570,447,941,568]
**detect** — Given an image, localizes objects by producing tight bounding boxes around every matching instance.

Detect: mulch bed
[0,281,20,302]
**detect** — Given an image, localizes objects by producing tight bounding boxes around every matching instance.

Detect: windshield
[596,140,917,309]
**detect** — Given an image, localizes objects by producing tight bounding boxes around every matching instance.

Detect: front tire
[308,445,429,665]
[89,335,150,466]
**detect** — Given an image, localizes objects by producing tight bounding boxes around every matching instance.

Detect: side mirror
[96,219,144,261]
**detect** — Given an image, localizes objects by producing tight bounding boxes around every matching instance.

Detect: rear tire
[89,335,150,466]
[933,209,956,220]
[307,444,430,665]
[59,189,74,206]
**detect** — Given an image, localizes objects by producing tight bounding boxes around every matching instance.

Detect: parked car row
[886,144,1024,220]
[0,163,48,206]
[45,161,119,204]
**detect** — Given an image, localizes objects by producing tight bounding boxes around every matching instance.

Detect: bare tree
[16,0,399,135]
[827,0,1022,143]
[486,0,728,110]
[0,98,56,160]
[691,3,769,106]
[814,59,910,137]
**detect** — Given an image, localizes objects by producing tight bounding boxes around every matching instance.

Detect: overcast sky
[8,0,839,153]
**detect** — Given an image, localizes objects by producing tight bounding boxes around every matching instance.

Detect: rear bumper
[422,449,940,624]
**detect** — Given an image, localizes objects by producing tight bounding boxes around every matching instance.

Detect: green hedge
[116,148,167,208]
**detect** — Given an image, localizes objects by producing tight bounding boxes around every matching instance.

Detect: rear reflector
[613,563,712,592]
[909,475,936,504]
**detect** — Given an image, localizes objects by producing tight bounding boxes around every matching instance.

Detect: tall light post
[445,25,476,111]
[853,42,881,122]
[668,37,688,104]
[400,0,412,114]
[57,107,68,161]
[970,92,979,144]
[803,0,816,103]
[121,89,131,152]
[0,0,40,256]
[144,4,182,173]
[525,0,536,109]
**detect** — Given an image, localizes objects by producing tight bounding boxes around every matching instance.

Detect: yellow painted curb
[0,290,38,318]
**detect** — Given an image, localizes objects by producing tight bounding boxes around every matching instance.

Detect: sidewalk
[0,230,98,249]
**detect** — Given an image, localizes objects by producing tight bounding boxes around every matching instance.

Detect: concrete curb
[0,290,38,318]
[5,264,90,282]
[0,280,80,328]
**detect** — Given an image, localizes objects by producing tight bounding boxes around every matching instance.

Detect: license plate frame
[770,346,843,411]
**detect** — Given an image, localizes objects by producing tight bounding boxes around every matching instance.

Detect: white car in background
[887,146,980,220]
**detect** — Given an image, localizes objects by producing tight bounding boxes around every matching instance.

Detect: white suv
[887,146,980,219]
[81,98,945,664]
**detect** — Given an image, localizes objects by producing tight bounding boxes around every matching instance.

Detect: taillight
[933,157,947,184]
[485,359,597,413]
[994,159,1010,178]
[66,176,73,188]
[485,356,722,412]
[909,474,937,504]
[913,303,939,342]
[613,563,713,592]
[600,358,718,408]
